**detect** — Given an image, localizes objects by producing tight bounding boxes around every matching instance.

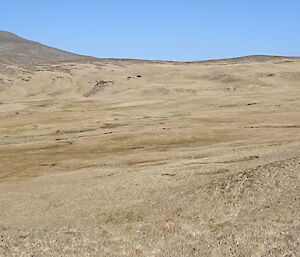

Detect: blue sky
[1,0,300,61]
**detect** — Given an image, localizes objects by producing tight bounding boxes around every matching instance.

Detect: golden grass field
[0,57,299,256]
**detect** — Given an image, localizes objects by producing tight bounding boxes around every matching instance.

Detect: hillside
[0,30,94,64]
[0,32,299,256]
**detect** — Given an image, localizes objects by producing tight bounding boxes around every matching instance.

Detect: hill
[0,31,299,256]
[0,30,94,64]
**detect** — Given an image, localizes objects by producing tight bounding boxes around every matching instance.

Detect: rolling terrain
[0,31,299,256]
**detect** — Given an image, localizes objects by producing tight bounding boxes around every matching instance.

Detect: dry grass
[0,58,299,256]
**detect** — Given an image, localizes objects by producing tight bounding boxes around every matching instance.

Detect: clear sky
[1,0,300,61]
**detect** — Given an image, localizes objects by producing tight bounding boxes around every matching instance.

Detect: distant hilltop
[0,30,94,65]
[0,30,299,65]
